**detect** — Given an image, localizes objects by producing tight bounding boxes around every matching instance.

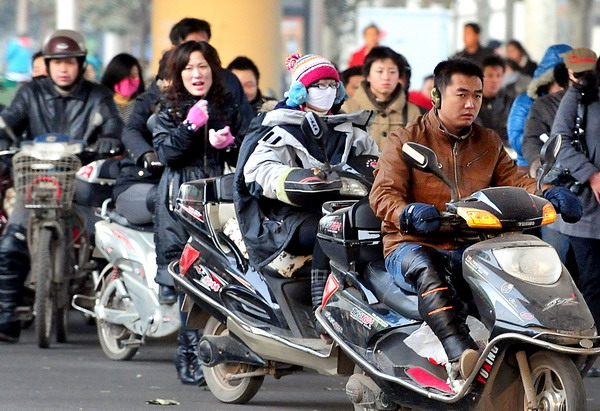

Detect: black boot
[174,329,206,386]
[159,285,177,305]
[0,276,21,343]
[0,225,30,343]
[0,315,20,343]
[175,330,195,384]
[311,269,330,338]
[311,269,329,310]
[186,330,206,387]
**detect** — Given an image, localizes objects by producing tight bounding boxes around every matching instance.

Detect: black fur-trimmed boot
[174,329,206,386]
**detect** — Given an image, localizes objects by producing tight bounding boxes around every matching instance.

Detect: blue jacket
[507,44,571,166]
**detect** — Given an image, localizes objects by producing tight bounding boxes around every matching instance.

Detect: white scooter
[72,160,180,360]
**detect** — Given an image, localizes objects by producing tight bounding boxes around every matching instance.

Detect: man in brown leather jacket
[369,59,582,380]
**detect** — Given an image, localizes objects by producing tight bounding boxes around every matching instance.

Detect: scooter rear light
[321,274,339,308]
[541,203,557,225]
[179,243,200,276]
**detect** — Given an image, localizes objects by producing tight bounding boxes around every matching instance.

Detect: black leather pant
[400,244,476,362]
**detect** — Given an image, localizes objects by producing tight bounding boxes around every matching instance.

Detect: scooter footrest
[123,339,143,348]
[405,366,453,394]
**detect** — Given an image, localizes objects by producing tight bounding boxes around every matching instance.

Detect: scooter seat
[365,261,422,320]
[108,211,154,232]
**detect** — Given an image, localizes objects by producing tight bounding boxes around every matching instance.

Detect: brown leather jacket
[370,109,539,257]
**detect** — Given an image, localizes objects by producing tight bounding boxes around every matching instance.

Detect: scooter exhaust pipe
[199,334,267,368]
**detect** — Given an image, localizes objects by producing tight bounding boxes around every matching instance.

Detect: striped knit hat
[285,53,340,87]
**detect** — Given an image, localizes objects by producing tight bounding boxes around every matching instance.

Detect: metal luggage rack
[12,153,81,209]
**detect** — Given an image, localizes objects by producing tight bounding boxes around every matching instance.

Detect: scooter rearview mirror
[402,142,459,202]
[0,115,18,146]
[537,134,562,195]
[540,134,561,170]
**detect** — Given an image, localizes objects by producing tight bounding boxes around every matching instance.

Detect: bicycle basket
[12,152,82,209]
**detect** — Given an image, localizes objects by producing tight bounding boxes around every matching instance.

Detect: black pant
[568,236,600,331]
[285,213,327,271]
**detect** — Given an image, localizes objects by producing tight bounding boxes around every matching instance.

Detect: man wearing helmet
[0,30,123,342]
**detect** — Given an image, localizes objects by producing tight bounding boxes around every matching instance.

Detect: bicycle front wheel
[33,227,61,348]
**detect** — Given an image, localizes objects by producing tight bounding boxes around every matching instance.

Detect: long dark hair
[101,53,145,97]
[165,41,224,120]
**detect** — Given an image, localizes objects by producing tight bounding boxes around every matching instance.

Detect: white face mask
[306,87,337,111]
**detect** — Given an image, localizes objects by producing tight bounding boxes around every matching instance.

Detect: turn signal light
[541,203,557,226]
[456,207,502,229]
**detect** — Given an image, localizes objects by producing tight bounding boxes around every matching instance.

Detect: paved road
[0,312,351,411]
[3,311,600,411]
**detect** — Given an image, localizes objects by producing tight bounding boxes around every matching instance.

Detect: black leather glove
[142,151,164,174]
[96,137,124,156]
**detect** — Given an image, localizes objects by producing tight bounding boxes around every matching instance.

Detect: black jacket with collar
[0,76,123,145]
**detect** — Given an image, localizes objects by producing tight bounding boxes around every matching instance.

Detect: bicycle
[12,134,94,348]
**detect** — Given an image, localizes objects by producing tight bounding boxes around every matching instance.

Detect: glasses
[308,81,340,90]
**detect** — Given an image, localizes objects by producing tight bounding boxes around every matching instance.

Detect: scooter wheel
[202,316,264,404]
[518,350,586,410]
[96,274,139,361]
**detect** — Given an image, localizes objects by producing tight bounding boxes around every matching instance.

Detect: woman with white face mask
[236,53,380,336]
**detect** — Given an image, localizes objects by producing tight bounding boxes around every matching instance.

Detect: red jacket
[348,46,368,67]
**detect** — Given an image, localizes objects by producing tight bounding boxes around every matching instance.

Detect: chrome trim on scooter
[169,261,335,359]
[315,307,600,403]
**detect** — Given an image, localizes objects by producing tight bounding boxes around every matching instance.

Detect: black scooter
[315,137,600,410]
[168,113,377,404]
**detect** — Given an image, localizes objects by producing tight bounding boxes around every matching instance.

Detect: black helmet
[42,29,87,59]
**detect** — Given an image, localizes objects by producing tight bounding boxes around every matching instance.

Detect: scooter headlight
[492,246,561,285]
[339,177,368,197]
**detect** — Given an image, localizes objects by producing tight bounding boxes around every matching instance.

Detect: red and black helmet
[42,29,87,59]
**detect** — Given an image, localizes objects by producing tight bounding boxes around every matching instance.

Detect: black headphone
[430,86,441,109]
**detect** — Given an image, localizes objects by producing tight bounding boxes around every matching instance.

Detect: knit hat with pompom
[285,53,340,87]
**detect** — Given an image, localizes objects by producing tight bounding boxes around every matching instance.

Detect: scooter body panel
[462,233,596,336]
[184,233,317,339]
[94,219,180,338]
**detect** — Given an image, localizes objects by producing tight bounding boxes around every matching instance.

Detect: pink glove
[185,100,209,130]
[209,126,235,149]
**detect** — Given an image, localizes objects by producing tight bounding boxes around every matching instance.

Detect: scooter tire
[202,316,264,404]
[96,273,139,361]
[518,350,586,411]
